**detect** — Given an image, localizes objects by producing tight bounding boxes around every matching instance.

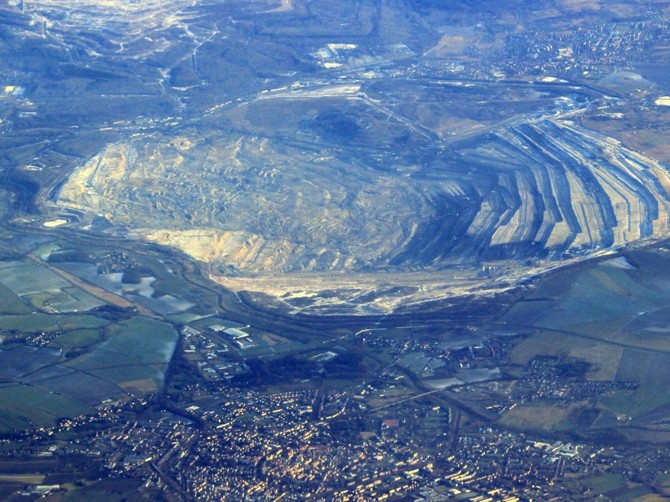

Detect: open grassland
[192,317,246,330]
[0,259,101,313]
[500,402,584,432]
[0,313,65,333]
[89,365,165,392]
[575,320,670,352]
[31,371,126,405]
[60,478,146,502]
[0,283,32,315]
[258,332,288,346]
[507,256,670,341]
[65,334,174,370]
[64,317,177,389]
[0,269,175,430]
[0,385,90,433]
[0,260,72,296]
[510,331,623,380]
[104,318,177,363]
[588,473,627,496]
[505,249,670,430]
[536,269,658,330]
[0,347,62,379]
[54,253,211,317]
[0,313,107,333]
[599,384,670,419]
[0,474,45,484]
[616,349,670,385]
[654,473,670,496]
[54,329,105,350]
[23,287,103,313]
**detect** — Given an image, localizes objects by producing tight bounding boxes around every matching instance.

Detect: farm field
[64,317,178,388]
[0,385,90,433]
[0,313,107,333]
[0,251,179,431]
[56,259,204,316]
[0,283,31,315]
[500,402,584,432]
[0,260,103,313]
[504,248,670,432]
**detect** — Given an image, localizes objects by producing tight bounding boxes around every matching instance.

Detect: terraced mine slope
[53,85,670,314]
[6,0,670,315]
[56,116,670,270]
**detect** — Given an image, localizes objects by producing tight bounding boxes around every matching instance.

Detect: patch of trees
[322,351,366,377]
[232,355,316,387]
[556,358,591,378]
[87,305,135,321]
[1,172,39,213]
[328,414,367,440]
[47,250,95,264]
[121,266,154,284]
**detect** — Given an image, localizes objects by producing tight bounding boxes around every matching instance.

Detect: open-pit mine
[2,0,669,316]
[52,80,670,315]
[8,1,670,499]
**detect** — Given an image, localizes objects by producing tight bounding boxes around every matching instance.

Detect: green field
[0,385,90,432]
[62,478,148,502]
[55,329,105,350]
[0,313,64,332]
[0,314,177,431]
[0,260,72,296]
[59,315,109,330]
[0,259,103,313]
[133,255,218,311]
[654,472,670,496]
[500,402,585,432]
[599,384,670,419]
[32,242,59,260]
[0,296,175,430]
[588,472,627,495]
[0,313,108,333]
[90,364,166,393]
[0,282,32,315]
[505,260,670,332]
[0,242,226,432]
[66,318,177,369]
[193,317,246,330]
[23,287,102,313]
[504,250,670,432]
[65,317,177,389]
[537,269,658,330]
[0,346,62,379]
[104,317,178,363]
[167,311,214,324]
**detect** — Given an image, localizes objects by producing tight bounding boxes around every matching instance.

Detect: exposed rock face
[31,0,670,314]
[56,113,670,283]
[56,131,428,275]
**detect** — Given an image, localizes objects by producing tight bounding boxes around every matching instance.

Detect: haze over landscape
[3,0,670,500]
[31,0,670,315]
